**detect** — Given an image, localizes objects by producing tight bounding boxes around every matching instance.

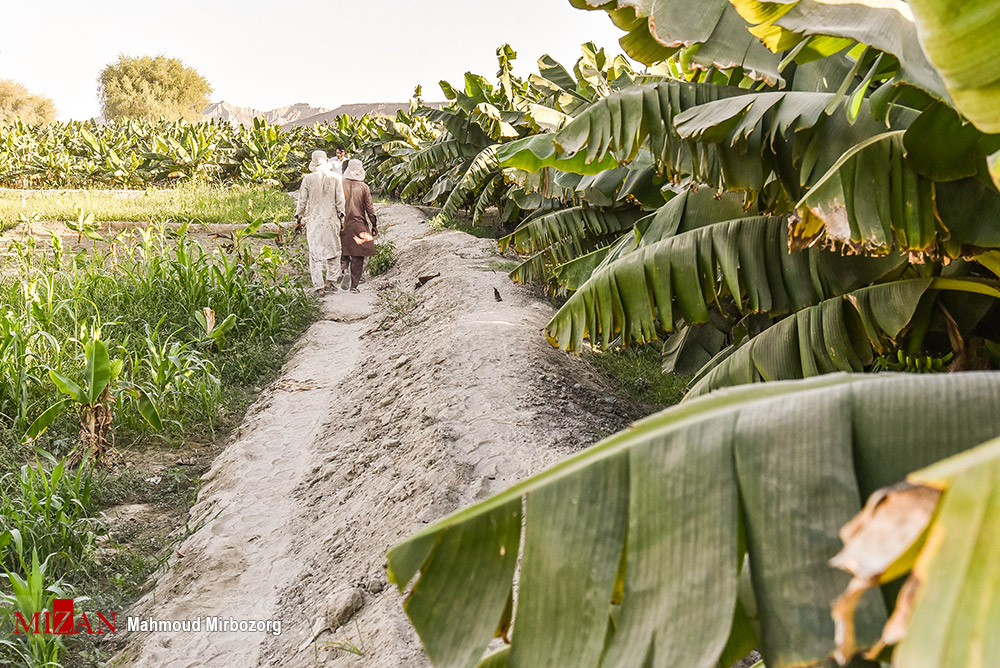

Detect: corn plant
[65,208,102,246]
[0,551,72,667]
[193,308,237,350]
[0,453,97,666]
[0,452,98,575]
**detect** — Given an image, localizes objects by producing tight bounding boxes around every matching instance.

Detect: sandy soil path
[117,205,635,667]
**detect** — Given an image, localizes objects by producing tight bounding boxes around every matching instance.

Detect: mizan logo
[14,598,118,635]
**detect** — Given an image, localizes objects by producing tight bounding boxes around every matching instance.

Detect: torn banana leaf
[832,435,1000,667]
[388,372,1000,668]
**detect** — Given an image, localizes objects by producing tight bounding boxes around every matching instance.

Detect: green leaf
[903,101,992,182]
[688,277,1000,396]
[49,369,84,401]
[136,390,162,430]
[834,437,1000,666]
[430,145,500,227]
[661,321,729,375]
[796,131,938,254]
[574,0,781,83]
[83,338,112,404]
[731,0,949,100]
[389,372,1000,668]
[497,134,619,175]
[536,54,578,93]
[500,206,642,255]
[394,499,521,668]
[674,91,832,145]
[212,313,237,337]
[894,454,1000,668]
[510,456,629,666]
[23,399,72,442]
[907,0,1000,132]
[545,215,860,352]
[500,82,751,183]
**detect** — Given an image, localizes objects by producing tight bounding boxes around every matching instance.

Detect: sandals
[350,287,360,294]
[339,273,352,291]
[314,288,326,297]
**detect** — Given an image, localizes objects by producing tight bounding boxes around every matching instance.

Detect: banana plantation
[373,3,1000,668]
[2,0,1000,667]
[0,114,383,189]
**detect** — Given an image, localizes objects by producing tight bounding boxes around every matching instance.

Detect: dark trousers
[340,255,364,289]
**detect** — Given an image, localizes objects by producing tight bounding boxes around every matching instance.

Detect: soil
[109,204,640,667]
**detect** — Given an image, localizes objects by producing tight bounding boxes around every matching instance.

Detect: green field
[0,185,295,228]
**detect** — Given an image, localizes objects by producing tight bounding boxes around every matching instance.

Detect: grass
[0,184,295,228]
[585,343,689,409]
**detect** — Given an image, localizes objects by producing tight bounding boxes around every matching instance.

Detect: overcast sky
[3,0,631,120]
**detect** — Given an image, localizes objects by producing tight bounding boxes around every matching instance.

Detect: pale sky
[2,0,631,121]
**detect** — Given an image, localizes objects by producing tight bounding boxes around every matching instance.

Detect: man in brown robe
[339,159,378,292]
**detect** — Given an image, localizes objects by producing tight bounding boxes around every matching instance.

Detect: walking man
[296,150,345,296]
[339,159,377,293]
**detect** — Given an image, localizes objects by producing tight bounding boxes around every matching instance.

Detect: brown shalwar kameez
[340,174,377,290]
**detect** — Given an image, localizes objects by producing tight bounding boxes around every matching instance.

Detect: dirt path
[117,205,634,667]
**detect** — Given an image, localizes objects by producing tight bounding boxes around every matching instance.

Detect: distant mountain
[284,101,445,128]
[204,100,447,128]
[203,101,331,127]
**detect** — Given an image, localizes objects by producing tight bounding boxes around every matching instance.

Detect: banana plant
[489,9,1000,389]
[388,372,1000,668]
[24,336,161,462]
[381,5,1000,668]
[65,207,102,246]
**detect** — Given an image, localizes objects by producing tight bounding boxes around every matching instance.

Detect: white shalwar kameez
[296,161,345,290]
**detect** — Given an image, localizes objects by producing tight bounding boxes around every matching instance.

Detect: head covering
[309,150,332,172]
[344,159,366,182]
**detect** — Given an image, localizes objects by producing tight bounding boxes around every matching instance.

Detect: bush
[368,241,397,276]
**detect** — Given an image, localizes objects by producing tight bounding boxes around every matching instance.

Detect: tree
[0,79,56,124]
[98,55,211,122]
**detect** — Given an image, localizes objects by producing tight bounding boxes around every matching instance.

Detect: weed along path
[117,204,634,667]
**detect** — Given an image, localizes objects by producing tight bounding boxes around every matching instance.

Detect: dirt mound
[117,205,634,667]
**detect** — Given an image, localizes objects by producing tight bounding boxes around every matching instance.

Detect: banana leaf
[687,277,1000,397]
[571,0,781,84]
[499,206,642,255]
[907,0,1000,133]
[388,372,1000,668]
[498,82,752,188]
[795,131,1000,256]
[545,214,901,351]
[833,435,1000,666]
[729,0,949,101]
[430,144,500,226]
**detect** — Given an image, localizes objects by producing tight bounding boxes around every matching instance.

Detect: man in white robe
[295,150,345,294]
